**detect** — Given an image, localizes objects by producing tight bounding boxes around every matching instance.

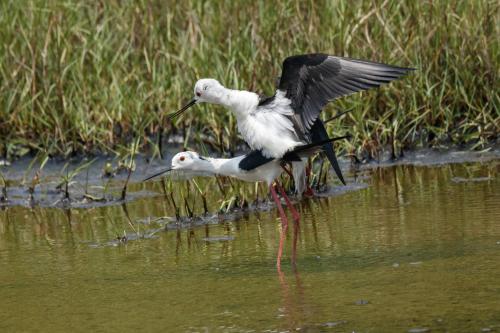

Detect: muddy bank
[0,145,498,209]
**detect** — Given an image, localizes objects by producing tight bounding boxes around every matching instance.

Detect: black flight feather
[278,54,414,132]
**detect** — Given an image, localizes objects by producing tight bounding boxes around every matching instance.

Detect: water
[1,162,499,332]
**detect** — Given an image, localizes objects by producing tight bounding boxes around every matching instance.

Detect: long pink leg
[281,165,293,178]
[291,218,299,269]
[270,183,288,271]
[276,182,300,267]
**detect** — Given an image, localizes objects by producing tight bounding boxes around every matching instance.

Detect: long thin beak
[143,168,172,182]
[167,98,197,120]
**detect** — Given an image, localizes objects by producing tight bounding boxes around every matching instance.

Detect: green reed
[0,0,498,161]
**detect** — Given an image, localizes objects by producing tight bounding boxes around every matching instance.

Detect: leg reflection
[277,264,307,330]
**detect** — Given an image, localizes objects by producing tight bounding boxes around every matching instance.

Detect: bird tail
[309,119,346,185]
[284,135,350,159]
[284,135,349,196]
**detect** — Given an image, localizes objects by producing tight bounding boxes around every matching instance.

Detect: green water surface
[1,163,499,332]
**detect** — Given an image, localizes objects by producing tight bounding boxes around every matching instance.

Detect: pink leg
[281,165,293,179]
[276,182,300,267]
[270,183,288,271]
[291,217,299,268]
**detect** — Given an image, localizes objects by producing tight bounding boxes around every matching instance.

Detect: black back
[238,135,349,172]
[238,149,274,171]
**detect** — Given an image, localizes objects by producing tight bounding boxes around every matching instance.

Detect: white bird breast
[237,91,304,158]
[234,159,282,184]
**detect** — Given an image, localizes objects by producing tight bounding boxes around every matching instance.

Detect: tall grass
[0,0,498,159]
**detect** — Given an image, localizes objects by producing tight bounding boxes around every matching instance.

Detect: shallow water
[1,161,500,332]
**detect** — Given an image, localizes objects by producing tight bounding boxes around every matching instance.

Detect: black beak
[143,168,172,182]
[167,98,197,120]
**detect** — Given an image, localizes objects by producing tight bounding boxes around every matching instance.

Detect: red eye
[179,155,185,161]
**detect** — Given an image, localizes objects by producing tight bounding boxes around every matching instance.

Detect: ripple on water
[408,328,430,333]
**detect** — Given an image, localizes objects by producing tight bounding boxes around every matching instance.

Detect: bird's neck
[196,156,240,177]
[219,88,259,117]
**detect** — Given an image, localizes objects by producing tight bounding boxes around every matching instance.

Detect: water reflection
[0,163,499,332]
[277,267,307,330]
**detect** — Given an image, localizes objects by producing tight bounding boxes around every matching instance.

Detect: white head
[170,151,209,172]
[193,78,225,104]
[168,78,226,119]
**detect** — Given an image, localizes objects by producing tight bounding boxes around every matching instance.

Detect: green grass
[0,0,498,160]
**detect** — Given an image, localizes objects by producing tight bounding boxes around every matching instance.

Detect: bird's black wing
[278,54,414,131]
[238,150,274,171]
[238,135,350,172]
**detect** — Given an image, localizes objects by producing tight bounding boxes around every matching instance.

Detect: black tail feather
[283,134,350,168]
[309,119,346,185]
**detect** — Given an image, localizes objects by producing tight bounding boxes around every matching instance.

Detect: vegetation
[0,0,498,160]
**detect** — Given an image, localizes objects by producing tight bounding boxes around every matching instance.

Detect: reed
[0,1,498,161]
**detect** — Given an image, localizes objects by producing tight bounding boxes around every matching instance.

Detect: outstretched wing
[278,54,414,131]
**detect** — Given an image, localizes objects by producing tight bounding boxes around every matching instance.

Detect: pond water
[1,160,499,332]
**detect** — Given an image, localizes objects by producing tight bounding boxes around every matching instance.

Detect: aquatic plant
[56,158,96,200]
[120,139,139,201]
[23,153,49,203]
[0,172,8,202]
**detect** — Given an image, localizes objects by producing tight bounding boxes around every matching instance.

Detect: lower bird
[145,135,349,269]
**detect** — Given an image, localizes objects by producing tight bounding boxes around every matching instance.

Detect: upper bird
[169,53,414,185]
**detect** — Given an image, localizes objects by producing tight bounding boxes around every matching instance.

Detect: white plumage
[168,151,283,185]
[191,79,308,195]
[194,79,304,158]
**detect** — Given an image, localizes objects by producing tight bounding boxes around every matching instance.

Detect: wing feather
[278,54,414,131]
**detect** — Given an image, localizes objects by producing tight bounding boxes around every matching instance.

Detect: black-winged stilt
[145,135,349,268]
[169,54,413,190]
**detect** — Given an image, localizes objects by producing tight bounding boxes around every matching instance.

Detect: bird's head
[143,151,211,182]
[168,78,224,120]
[171,151,208,171]
[193,78,224,104]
